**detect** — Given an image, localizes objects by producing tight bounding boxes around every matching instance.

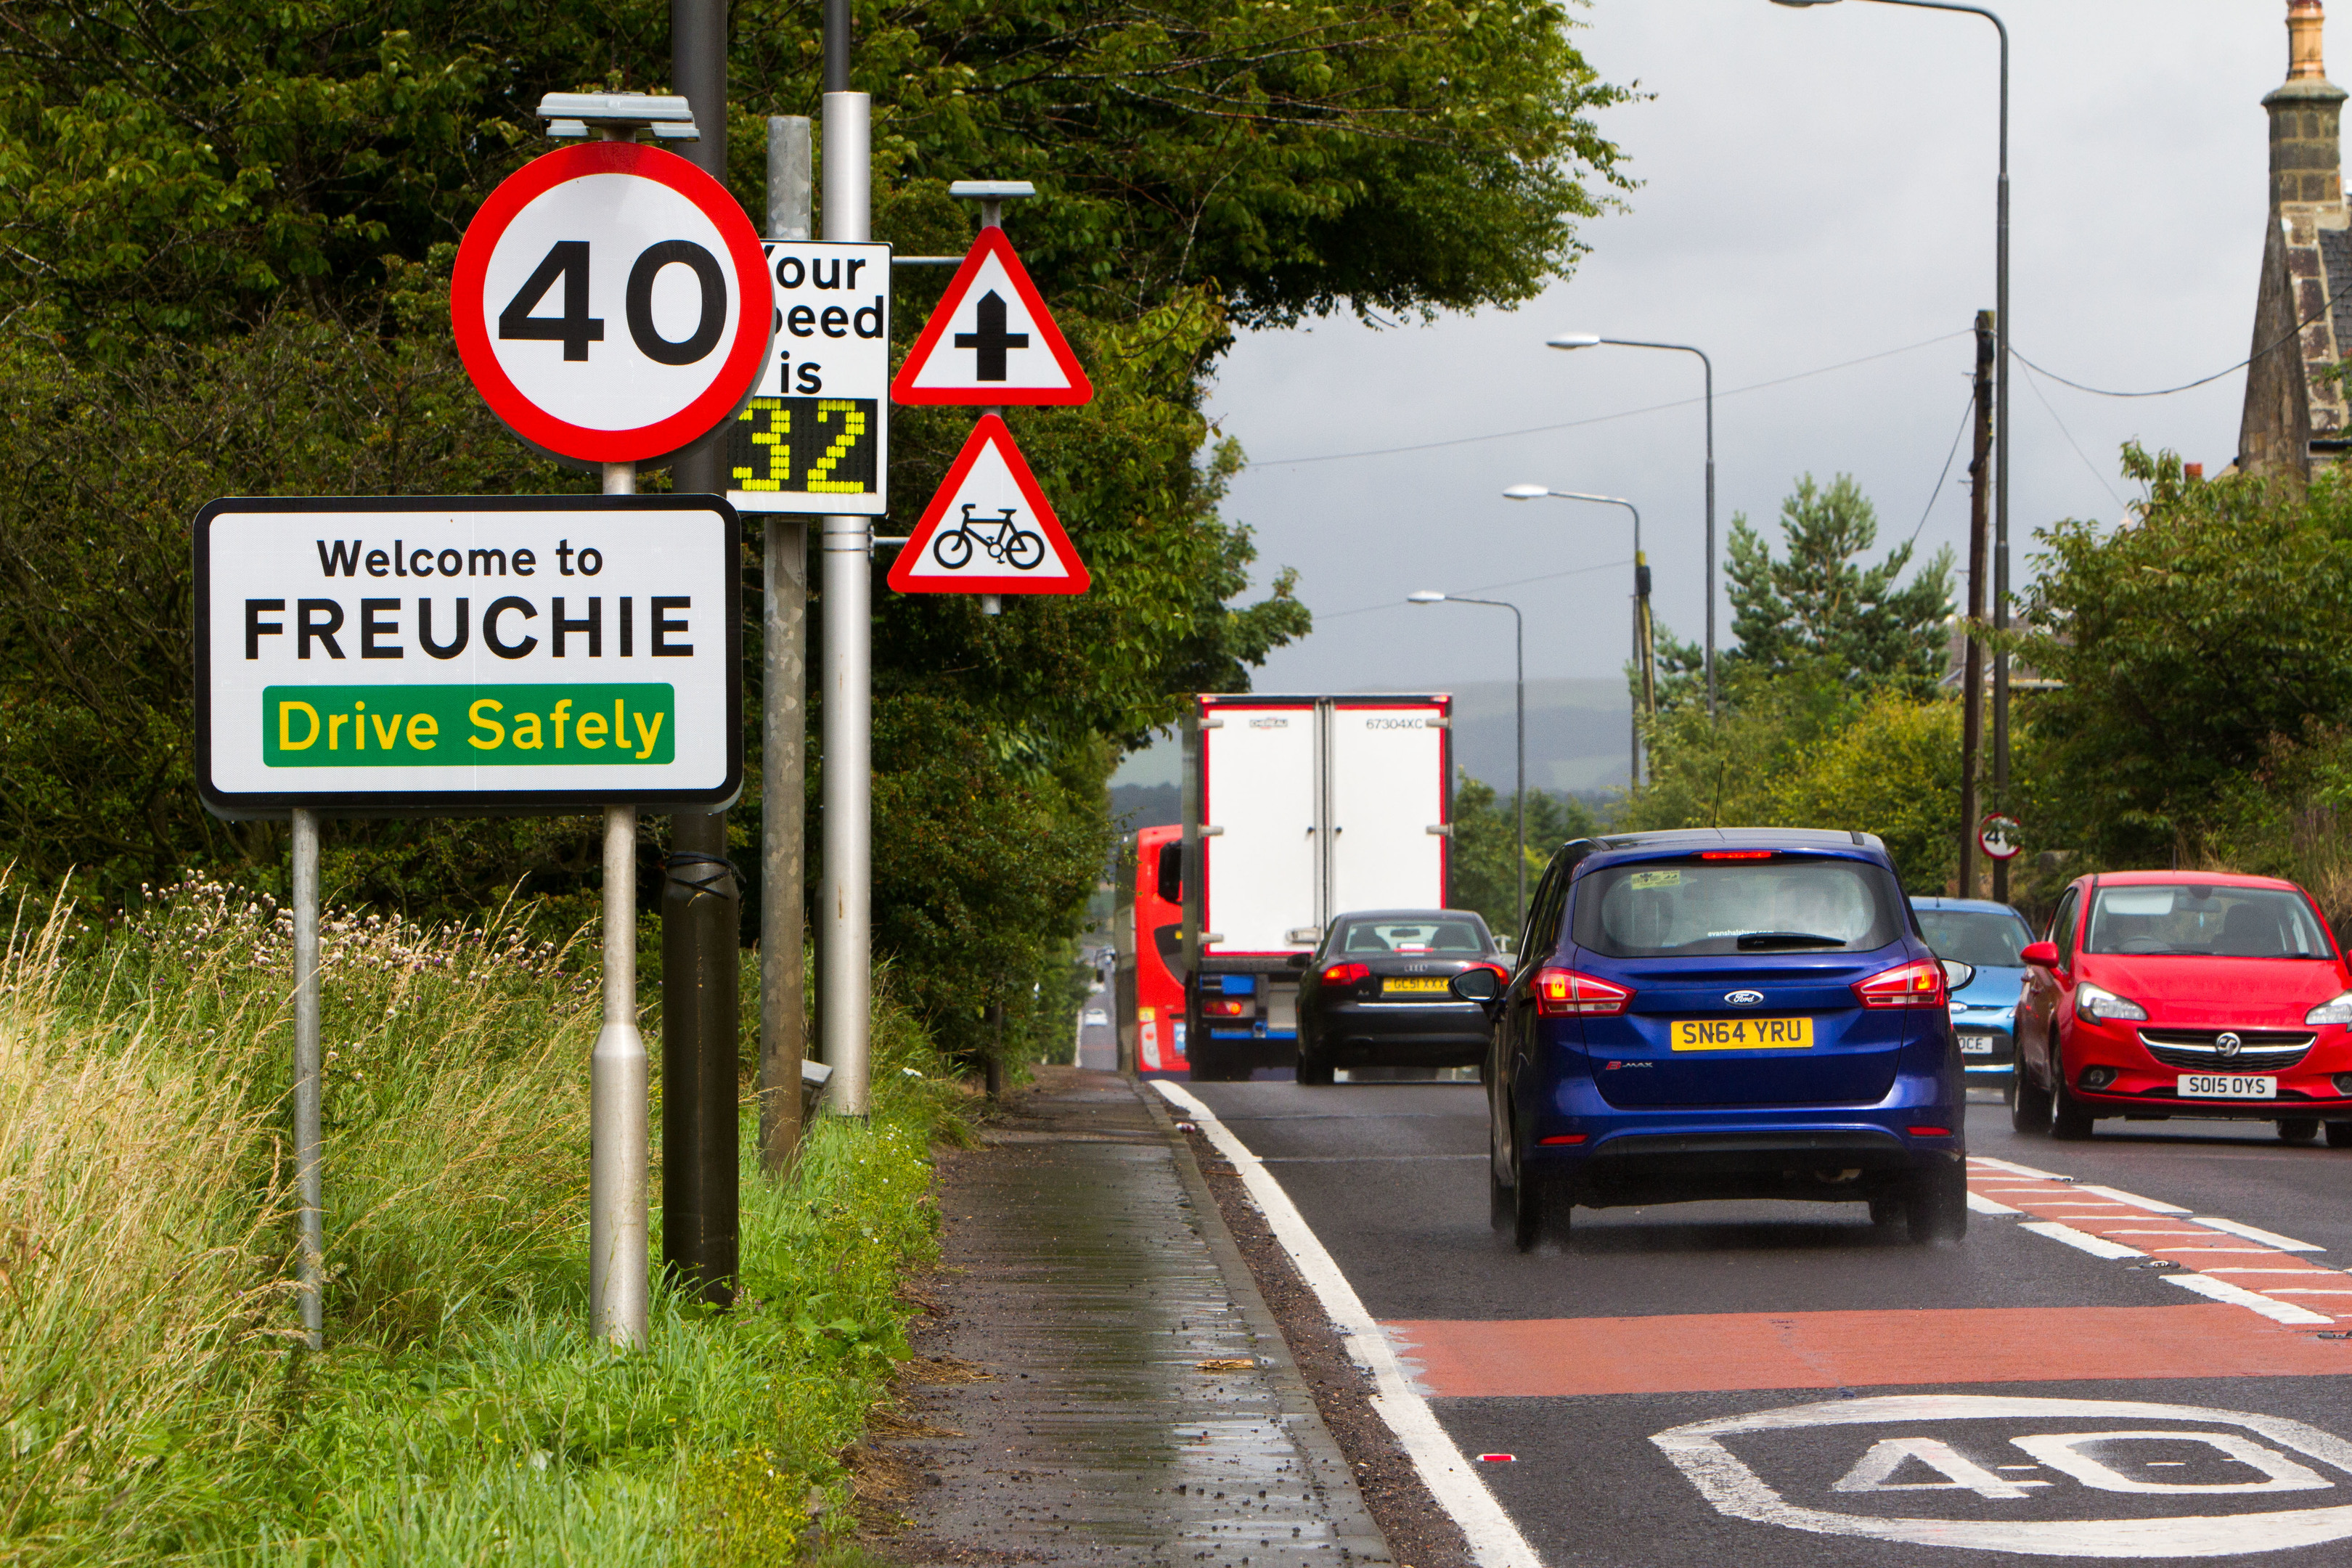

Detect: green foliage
[1771,692,1964,892]
[1724,474,1954,692]
[1618,665,1863,836]
[4,872,959,1565]
[2018,446,2352,864]
[1449,774,1596,938]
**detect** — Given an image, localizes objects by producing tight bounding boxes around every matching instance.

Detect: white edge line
[2070,1183,2191,1215]
[1967,1155,2072,1180]
[2193,1214,2326,1253]
[2018,1221,2146,1260]
[1155,1079,1541,1568]
[2162,1271,2337,1325]
[1965,1191,2021,1215]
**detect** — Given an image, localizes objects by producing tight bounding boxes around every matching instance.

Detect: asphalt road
[1183,1077,2352,1567]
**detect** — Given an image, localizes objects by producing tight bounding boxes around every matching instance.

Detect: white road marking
[2073,1184,2192,1214]
[1967,1191,2021,1215]
[1653,1394,2352,1556]
[2194,1216,2324,1252]
[1969,1156,2074,1179]
[2019,1222,2147,1260]
[2161,1273,2335,1325]
[1153,1079,1540,1568]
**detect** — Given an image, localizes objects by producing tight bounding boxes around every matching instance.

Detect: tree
[1726,474,1953,690]
[1449,775,1596,939]
[2017,446,2352,864]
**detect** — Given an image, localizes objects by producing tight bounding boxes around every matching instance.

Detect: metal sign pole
[819,10,873,1115]
[290,807,324,1350]
[593,460,650,1347]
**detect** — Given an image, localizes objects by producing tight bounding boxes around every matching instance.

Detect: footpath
[862,1066,1405,1567]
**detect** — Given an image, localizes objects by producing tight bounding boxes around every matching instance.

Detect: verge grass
[0,872,957,1565]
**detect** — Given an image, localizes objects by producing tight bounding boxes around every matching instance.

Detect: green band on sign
[264,685,677,767]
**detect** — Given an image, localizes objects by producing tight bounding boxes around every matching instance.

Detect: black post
[825,0,851,92]
[663,0,738,1304]
[1959,311,1993,901]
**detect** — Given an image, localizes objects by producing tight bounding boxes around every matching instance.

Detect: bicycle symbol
[934,504,1045,571]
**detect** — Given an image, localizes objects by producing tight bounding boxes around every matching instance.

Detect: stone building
[2241,0,2352,478]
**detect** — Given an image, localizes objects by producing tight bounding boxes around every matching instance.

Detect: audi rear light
[1321,962,1371,986]
[1853,959,1947,1009]
[1463,962,1508,985]
[1534,967,1633,1016]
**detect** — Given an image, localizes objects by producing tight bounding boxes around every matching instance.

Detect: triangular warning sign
[888,415,1092,595]
[891,229,1094,406]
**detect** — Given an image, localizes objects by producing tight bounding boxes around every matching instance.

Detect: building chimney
[2269,0,2349,209]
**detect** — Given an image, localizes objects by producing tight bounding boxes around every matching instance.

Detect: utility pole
[1958,311,1993,902]
[760,113,812,1175]
[661,0,741,1304]
[820,0,874,1116]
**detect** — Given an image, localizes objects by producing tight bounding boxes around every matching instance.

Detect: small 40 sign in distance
[452,142,774,465]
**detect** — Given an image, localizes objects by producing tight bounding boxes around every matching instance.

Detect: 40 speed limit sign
[452,142,773,465]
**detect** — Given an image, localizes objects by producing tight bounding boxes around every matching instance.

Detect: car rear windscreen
[1573,857,1903,959]
[2082,884,2333,959]
[1338,918,1490,955]
[1915,908,2032,968]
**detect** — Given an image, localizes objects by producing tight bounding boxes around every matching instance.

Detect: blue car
[1909,896,2033,1082]
[1453,828,1969,1251]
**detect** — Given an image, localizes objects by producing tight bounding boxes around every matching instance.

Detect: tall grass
[0,872,959,1565]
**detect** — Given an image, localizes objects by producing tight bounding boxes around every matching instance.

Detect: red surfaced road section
[1384,1304,2352,1397]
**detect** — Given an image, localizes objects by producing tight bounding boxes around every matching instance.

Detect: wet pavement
[883,1066,1395,1566]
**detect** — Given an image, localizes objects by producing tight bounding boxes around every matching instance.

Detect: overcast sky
[1196,0,2283,702]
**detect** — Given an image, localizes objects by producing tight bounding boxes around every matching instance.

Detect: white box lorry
[1177,693,1453,1079]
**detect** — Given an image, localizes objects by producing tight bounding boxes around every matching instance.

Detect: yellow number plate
[1382,978,1450,995]
[1671,1017,1814,1052]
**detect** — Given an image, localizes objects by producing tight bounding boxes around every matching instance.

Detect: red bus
[1114,825,1188,1071]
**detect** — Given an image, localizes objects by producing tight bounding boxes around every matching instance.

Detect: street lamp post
[1771,0,2012,899]
[1409,592,1526,932]
[1545,335,1714,719]
[1502,486,1652,788]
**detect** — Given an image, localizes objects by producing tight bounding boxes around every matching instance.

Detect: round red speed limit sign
[452,142,772,464]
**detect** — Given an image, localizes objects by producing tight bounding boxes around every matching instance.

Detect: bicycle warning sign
[888,414,1090,596]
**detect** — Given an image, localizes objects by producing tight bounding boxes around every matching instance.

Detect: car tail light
[1320,961,1371,986]
[1853,959,1947,1009]
[1204,997,1251,1016]
[1534,967,1633,1016]
[1537,1133,1588,1146]
[1907,1125,1953,1137]
[1699,850,1774,860]
[1463,962,1508,986]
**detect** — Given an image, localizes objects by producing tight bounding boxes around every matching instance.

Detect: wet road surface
[1183,1077,2352,1565]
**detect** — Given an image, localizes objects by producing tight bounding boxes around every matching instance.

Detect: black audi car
[1292,910,1505,1085]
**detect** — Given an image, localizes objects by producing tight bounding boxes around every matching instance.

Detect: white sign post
[724,240,891,515]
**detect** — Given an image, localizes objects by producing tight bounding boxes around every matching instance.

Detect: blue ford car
[1910,896,2033,1081]
[1453,828,1969,1251]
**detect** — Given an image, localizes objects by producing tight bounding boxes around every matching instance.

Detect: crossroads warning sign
[891,229,1093,406]
[887,415,1090,595]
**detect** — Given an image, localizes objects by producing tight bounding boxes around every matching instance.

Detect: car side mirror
[1940,959,1975,992]
[2020,941,2060,969]
[1450,968,1503,1004]
[1284,951,1312,971]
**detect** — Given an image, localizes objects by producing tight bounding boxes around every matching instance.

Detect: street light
[1409,592,1526,932]
[1768,0,2014,898]
[1545,335,1715,719]
[1503,487,1654,789]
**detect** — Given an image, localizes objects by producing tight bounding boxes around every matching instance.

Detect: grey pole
[761,115,812,1174]
[1773,0,2009,881]
[1545,338,1712,717]
[593,462,650,1348]
[1506,486,1643,781]
[819,0,873,1115]
[290,807,322,1349]
[1410,595,1524,931]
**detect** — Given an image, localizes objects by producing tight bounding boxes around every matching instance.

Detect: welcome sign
[196,495,740,817]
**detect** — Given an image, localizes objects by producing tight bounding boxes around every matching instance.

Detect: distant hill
[1110,783,1180,831]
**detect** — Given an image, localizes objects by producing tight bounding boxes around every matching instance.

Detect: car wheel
[1490,1157,1514,1234]
[2327,1122,2352,1148]
[1903,1162,1969,1244]
[2051,1074,2096,1140]
[2279,1117,2322,1144]
[1508,1139,1566,1253]
[1297,1053,1335,1087]
[2009,1061,2054,1135]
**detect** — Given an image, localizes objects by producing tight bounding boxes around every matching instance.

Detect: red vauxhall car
[2012,871,2352,1143]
